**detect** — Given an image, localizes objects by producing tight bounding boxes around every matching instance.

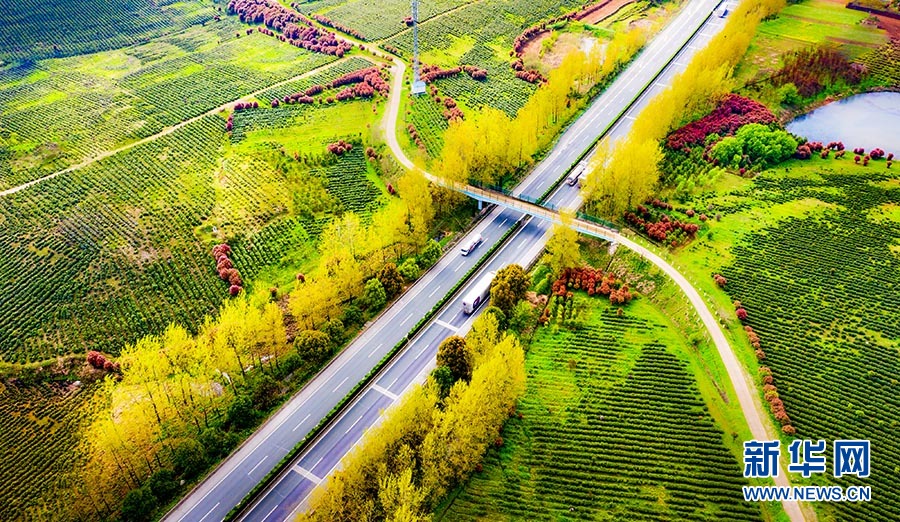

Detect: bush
[437,336,471,382]
[778,82,801,106]
[121,486,156,522]
[171,438,206,479]
[199,428,239,461]
[431,365,455,399]
[361,278,387,312]
[483,306,508,331]
[490,265,529,314]
[147,469,178,502]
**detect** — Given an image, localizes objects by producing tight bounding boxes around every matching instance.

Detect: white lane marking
[428,285,441,298]
[295,466,322,484]
[197,502,220,522]
[248,455,269,476]
[292,414,312,432]
[517,240,527,250]
[400,312,413,326]
[415,346,429,360]
[262,504,279,522]
[500,217,508,226]
[345,415,364,434]
[332,376,349,394]
[454,260,466,272]
[435,319,458,332]
[372,384,400,401]
[368,342,384,358]
[389,376,399,389]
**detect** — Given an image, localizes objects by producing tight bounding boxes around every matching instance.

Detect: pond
[786,92,900,153]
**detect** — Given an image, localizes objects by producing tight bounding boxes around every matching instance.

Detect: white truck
[460,233,483,256]
[462,271,496,314]
[566,162,586,186]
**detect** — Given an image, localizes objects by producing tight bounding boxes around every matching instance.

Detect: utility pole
[411,0,426,95]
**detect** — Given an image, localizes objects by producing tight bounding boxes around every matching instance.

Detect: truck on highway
[566,163,586,186]
[462,271,496,314]
[460,233,483,256]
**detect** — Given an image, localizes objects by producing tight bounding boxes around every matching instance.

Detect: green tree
[778,82,801,106]
[362,278,387,312]
[397,258,420,281]
[121,486,156,522]
[709,136,743,167]
[418,239,442,269]
[227,394,258,430]
[436,336,471,382]
[147,469,178,503]
[322,318,345,346]
[482,306,508,331]
[431,366,455,399]
[379,263,404,298]
[199,428,239,461]
[490,264,529,314]
[170,438,206,479]
[250,373,281,410]
[294,330,332,364]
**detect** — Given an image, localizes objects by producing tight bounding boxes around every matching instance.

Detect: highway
[163,1,731,520]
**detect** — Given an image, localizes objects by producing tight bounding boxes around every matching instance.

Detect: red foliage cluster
[826,141,845,151]
[327,140,353,155]
[365,146,378,161]
[870,148,886,160]
[226,113,234,132]
[776,47,865,98]
[648,198,673,211]
[625,203,699,244]
[463,65,488,81]
[758,366,794,433]
[402,16,413,26]
[213,244,243,295]
[281,23,353,56]
[795,144,811,160]
[310,13,366,40]
[228,0,306,31]
[736,307,748,321]
[282,93,314,104]
[329,67,389,95]
[420,64,462,83]
[745,325,765,360]
[407,124,426,151]
[383,44,401,56]
[233,101,258,111]
[713,274,727,287]
[666,94,776,151]
[551,266,633,306]
[306,84,324,96]
[515,69,545,84]
[513,26,548,55]
[87,351,120,373]
[387,183,396,195]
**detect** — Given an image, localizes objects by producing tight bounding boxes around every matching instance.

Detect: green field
[0,0,219,63]
[670,158,900,521]
[0,20,340,190]
[735,0,888,85]
[0,378,95,520]
[309,0,472,41]
[441,287,762,520]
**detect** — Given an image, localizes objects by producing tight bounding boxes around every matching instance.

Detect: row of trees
[435,26,649,186]
[582,0,787,216]
[300,312,526,521]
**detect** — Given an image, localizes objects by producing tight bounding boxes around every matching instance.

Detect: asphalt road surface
[164,1,732,520]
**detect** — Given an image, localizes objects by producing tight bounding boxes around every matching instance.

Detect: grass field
[0,20,340,190]
[441,291,763,520]
[669,158,900,521]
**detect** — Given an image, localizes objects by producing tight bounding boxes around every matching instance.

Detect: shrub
[170,438,206,479]
[250,373,281,410]
[667,94,776,151]
[736,308,748,321]
[147,469,178,503]
[361,278,387,312]
[121,486,156,522]
[437,336,471,382]
[398,257,420,281]
[227,394,258,430]
[341,305,363,327]
[322,318,345,346]
[378,263,404,298]
[294,330,332,364]
[418,239,442,268]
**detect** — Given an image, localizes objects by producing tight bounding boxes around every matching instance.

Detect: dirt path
[0,56,359,198]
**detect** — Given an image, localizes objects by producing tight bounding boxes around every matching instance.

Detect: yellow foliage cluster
[74,294,288,517]
[290,168,435,329]
[300,315,526,521]
[583,0,786,216]
[437,26,649,186]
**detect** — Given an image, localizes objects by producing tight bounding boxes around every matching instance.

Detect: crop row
[0,381,94,520]
[714,168,900,520]
[304,0,470,41]
[445,303,756,520]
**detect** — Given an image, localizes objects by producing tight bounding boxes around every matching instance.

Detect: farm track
[0,56,363,198]
[383,46,807,522]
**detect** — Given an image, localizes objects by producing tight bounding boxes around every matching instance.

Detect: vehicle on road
[460,233,483,256]
[462,271,496,314]
[566,163,586,186]
[720,8,728,17]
